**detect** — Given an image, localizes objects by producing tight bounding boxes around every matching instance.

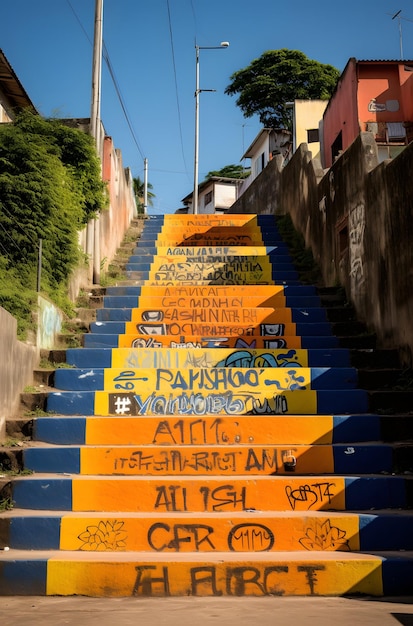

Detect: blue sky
[1,0,412,213]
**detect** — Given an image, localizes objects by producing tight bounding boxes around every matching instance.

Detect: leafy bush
[0,111,107,336]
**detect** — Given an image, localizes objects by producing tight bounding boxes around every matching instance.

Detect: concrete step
[2,510,413,552]
[21,442,411,476]
[52,366,359,392]
[64,346,353,369]
[45,388,370,416]
[1,549,412,596]
[5,474,413,511]
[29,414,413,446]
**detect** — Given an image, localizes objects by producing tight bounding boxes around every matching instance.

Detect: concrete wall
[230,133,413,364]
[0,308,38,439]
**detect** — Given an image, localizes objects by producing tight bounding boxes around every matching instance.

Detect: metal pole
[192,43,229,215]
[90,0,103,148]
[37,239,42,293]
[193,46,200,215]
[144,157,148,215]
[90,0,103,285]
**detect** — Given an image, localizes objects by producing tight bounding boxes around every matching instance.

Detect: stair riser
[30,414,396,446]
[89,321,334,336]
[96,305,328,323]
[83,334,341,350]
[2,556,411,597]
[8,476,412,512]
[4,513,413,552]
[53,366,359,392]
[65,346,352,369]
[46,388,369,416]
[22,443,396,476]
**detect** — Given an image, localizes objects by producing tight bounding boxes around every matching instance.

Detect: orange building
[322,58,413,167]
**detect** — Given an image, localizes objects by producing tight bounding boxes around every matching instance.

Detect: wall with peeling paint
[230,133,413,364]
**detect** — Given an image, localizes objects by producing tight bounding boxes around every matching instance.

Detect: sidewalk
[1,596,413,626]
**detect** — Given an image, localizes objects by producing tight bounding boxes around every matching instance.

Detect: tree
[205,164,250,180]
[0,110,108,335]
[133,176,155,214]
[225,49,340,129]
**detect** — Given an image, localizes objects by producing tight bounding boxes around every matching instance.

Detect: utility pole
[89,0,103,284]
[90,0,103,148]
[143,158,148,215]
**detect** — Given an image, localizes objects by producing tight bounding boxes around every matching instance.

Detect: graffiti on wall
[349,203,365,289]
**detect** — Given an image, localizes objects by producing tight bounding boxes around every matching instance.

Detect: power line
[66,0,145,162]
[102,42,145,160]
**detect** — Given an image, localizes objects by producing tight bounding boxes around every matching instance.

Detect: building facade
[322,58,413,168]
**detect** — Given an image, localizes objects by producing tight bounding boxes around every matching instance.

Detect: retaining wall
[0,307,38,439]
[230,133,413,364]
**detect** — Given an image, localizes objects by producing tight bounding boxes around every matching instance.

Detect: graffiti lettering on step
[215,349,302,369]
[132,563,326,596]
[133,321,287,337]
[153,484,248,512]
[152,417,239,445]
[107,390,290,416]
[107,368,307,394]
[110,446,280,474]
[75,517,350,554]
[285,482,336,510]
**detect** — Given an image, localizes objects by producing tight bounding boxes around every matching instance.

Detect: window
[204,191,213,205]
[331,131,343,163]
[307,129,319,143]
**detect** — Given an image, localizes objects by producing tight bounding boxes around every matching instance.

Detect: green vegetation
[133,176,155,214]
[225,49,340,129]
[205,164,250,180]
[0,496,14,511]
[0,110,108,338]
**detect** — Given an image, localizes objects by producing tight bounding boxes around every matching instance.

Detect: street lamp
[193,41,229,215]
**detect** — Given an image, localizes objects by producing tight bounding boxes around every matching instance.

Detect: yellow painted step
[44,551,384,597]
[117,334,304,349]
[102,367,314,393]
[110,347,310,369]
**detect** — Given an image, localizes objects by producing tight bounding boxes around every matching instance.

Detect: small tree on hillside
[205,164,250,180]
[225,49,340,129]
[133,176,155,214]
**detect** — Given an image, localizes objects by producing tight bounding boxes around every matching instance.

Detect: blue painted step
[82,334,341,349]
[65,347,352,368]
[100,294,323,309]
[22,443,394,475]
[53,366,359,392]
[9,475,413,511]
[4,512,413,552]
[88,321,334,336]
[30,414,392,445]
[45,388,369,415]
[95,307,329,323]
[103,284,318,296]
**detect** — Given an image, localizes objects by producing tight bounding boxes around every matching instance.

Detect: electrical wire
[166,0,191,183]
[66,0,146,161]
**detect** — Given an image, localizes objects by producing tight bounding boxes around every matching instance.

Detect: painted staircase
[1,213,413,597]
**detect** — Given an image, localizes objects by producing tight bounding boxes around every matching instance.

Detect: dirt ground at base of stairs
[1,596,413,626]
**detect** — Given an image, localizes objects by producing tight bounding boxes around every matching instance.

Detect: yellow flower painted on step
[299,519,350,551]
[78,520,128,551]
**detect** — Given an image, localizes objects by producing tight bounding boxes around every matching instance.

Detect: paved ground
[1,596,413,626]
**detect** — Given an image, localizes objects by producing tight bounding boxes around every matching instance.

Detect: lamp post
[193,41,229,215]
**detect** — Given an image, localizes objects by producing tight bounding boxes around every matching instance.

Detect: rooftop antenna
[392,10,404,59]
